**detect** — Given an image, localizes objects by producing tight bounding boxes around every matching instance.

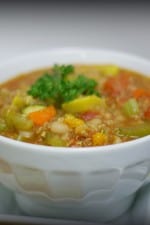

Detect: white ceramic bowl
[0,48,149,223]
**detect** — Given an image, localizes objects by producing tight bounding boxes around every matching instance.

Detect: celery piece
[45,133,66,147]
[0,119,7,131]
[5,109,33,131]
[122,98,139,117]
[119,123,150,137]
[23,105,46,116]
[5,109,16,129]
[12,114,33,131]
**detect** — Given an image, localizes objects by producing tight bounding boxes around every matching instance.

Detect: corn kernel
[64,114,84,128]
[92,132,107,146]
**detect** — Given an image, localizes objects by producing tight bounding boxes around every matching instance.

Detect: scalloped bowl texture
[0,48,149,223]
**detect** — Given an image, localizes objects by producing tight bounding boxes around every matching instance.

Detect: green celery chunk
[5,109,33,131]
[122,98,139,117]
[45,133,66,147]
[0,119,7,131]
[119,123,150,137]
[23,105,46,116]
[12,114,33,131]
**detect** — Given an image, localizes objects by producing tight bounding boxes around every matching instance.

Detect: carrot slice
[133,89,150,99]
[28,106,56,126]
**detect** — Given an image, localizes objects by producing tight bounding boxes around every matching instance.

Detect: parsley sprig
[28,64,99,106]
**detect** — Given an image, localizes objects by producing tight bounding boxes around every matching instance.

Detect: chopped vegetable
[13,115,33,131]
[45,133,66,147]
[119,123,150,137]
[80,111,99,121]
[122,98,139,117]
[0,119,7,131]
[28,64,99,106]
[50,121,69,134]
[100,65,119,76]
[23,105,46,116]
[5,109,33,131]
[133,89,150,99]
[4,109,15,129]
[64,114,84,128]
[62,95,105,113]
[28,106,56,126]
[92,132,107,146]
[12,96,26,109]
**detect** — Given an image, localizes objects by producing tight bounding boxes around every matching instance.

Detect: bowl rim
[0,47,150,68]
[0,47,149,155]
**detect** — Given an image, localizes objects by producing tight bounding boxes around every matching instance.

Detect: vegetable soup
[0,64,149,147]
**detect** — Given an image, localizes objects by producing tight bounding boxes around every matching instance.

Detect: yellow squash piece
[64,114,84,128]
[62,95,105,113]
[100,65,119,76]
[92,132,107,146]
[12,96,26,109]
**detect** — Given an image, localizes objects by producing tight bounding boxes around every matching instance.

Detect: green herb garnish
[28,64,99,106]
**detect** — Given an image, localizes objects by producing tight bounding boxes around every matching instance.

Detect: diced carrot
[28,106,56,126]
[80,111,99,121]
[132,89,150,99]
[144,107,150,120]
